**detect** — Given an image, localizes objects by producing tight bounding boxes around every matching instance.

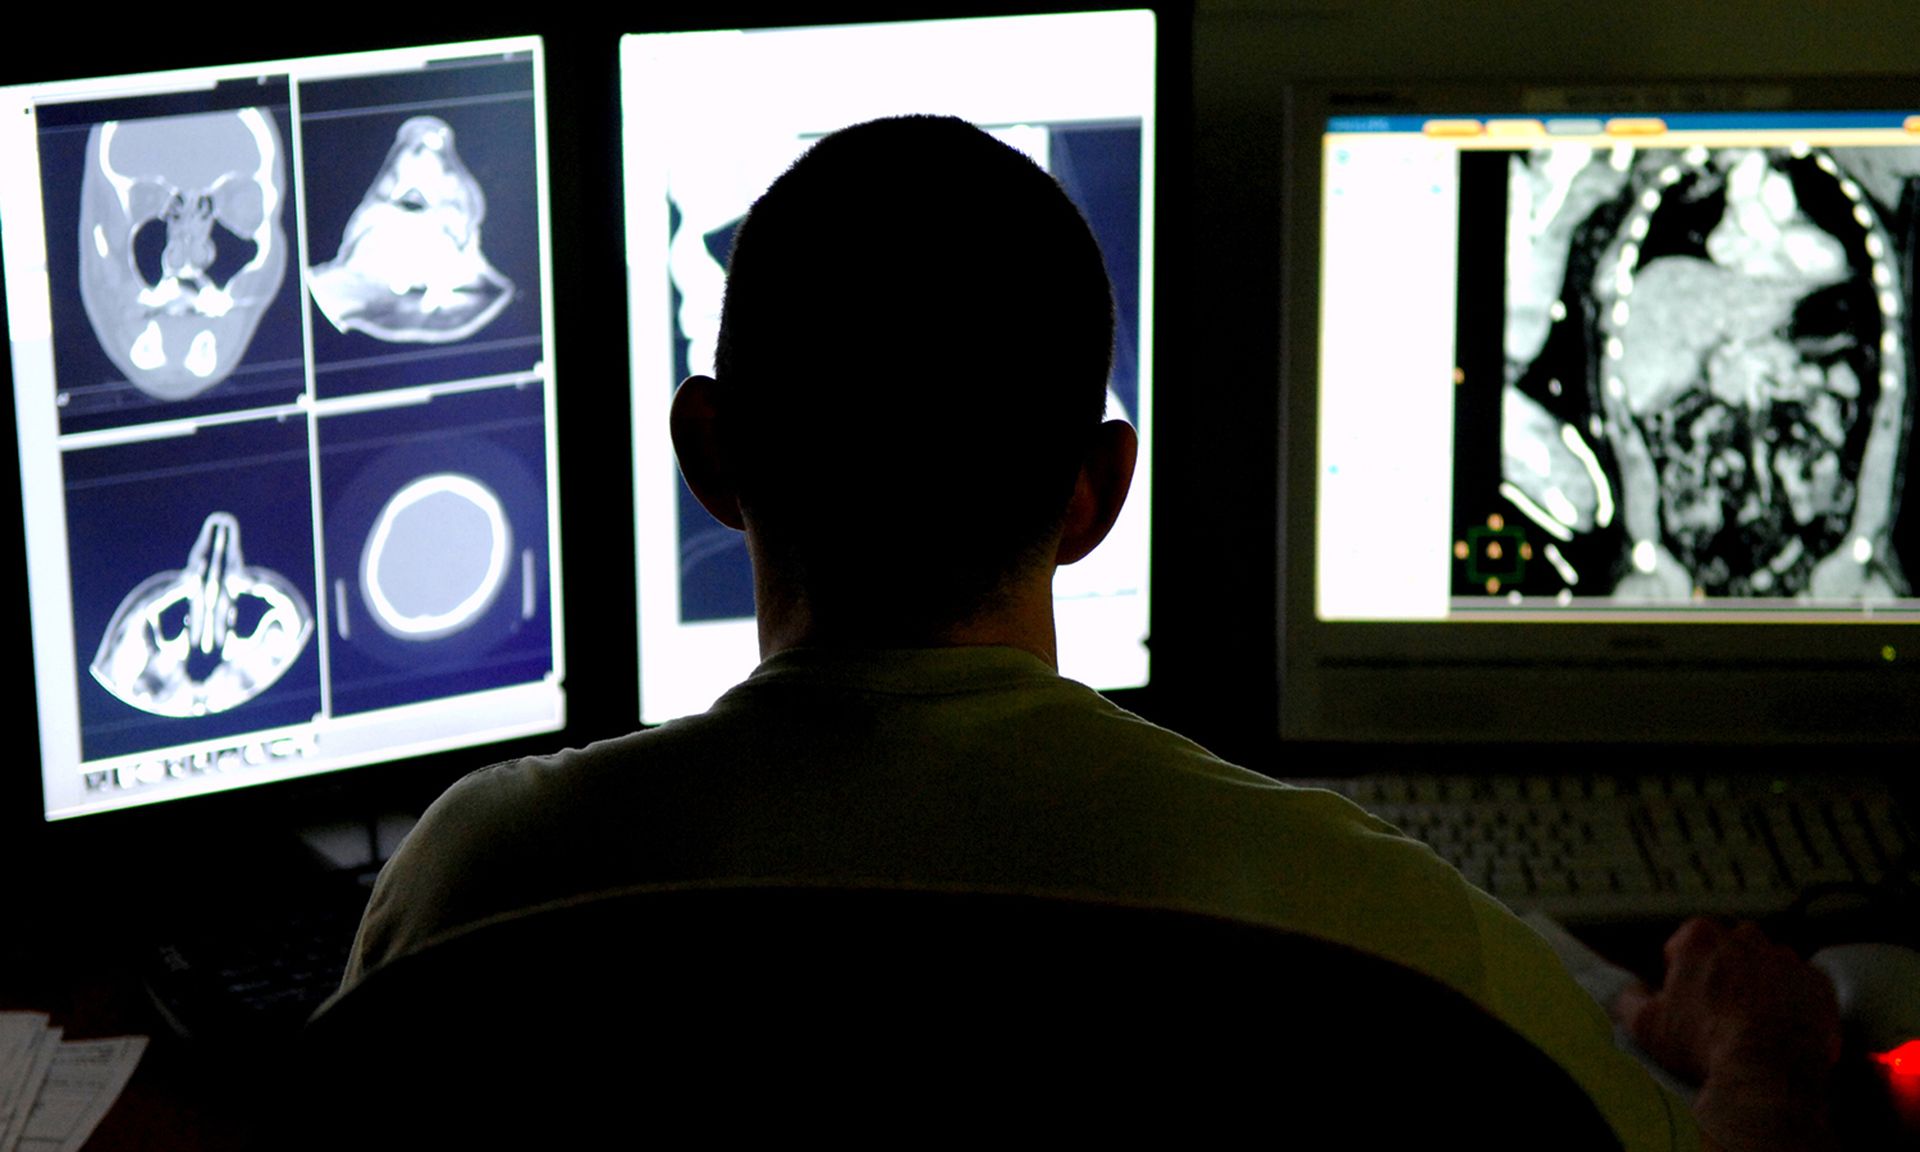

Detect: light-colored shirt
[348,645,1696,1150]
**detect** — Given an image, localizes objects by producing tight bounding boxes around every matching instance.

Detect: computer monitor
[1282,81,1920,744]
[622,9,1160,724]
[1,37,567,820]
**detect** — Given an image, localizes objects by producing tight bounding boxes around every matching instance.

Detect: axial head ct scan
[91,511,314,718]
[359,472,513,641]
[308,116,515,344]
[1502,143,1914,601]
[77,109,290,401]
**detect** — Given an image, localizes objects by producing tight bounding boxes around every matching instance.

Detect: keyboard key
[1832,811,1881,875]
[1533,869,1574,897]
[1490,863,1528,896]
[1866,805,1913,859]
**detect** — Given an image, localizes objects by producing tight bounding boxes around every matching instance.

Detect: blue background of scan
[63,414,322,761]
[670,121,1145,623]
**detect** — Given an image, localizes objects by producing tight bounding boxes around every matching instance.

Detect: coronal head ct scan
[78,108,289,401]
[1313,103,1920,626]
[0,38,565,821]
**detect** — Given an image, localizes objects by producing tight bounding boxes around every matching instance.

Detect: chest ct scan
[1503,142,1913,602]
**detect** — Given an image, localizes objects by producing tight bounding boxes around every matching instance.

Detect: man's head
[674,115,1131,647]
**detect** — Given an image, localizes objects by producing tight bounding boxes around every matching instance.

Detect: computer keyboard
[144,867,374,1046]
[1293,772,1916,923]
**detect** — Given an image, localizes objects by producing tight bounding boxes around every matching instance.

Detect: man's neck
[753,570,1060,669]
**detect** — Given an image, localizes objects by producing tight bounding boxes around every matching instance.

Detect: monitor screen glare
[1316,106,1920,627]
[622,10,1159,724]
[1,38,566,820]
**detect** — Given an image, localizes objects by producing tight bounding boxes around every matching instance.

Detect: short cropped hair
[715,115,1115,631]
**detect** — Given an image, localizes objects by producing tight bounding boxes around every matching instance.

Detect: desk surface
[3,895,274,1150]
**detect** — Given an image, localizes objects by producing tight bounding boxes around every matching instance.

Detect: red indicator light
[1872,1040,1920,1077]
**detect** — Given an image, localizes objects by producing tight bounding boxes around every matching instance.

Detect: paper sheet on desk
[18,1038,146,1152]
[0,1015,145,1152]
[0,1021,60,1152]
[0,1014,53,1152]
[1522,912,1699,1108]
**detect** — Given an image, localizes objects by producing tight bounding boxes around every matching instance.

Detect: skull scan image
[359,473,513,641]
[308,117,515,344]
[1502,144,1914,601]
[91,512,314,717]
[77,109,289,401]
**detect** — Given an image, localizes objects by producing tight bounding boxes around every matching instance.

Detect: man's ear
[670,374,747,531]
[1056,419,1138,565]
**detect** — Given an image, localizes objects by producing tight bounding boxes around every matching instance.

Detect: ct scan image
[299,56,544,399]
[308,115,516,345]
[63,414,322,761]
[37,83,306,436]
[316,381,554,716]
[1454,141,1919,606]
[91,510,313,719]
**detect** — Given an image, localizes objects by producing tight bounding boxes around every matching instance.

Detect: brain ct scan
[308,116,515,344]
[91,511,314,718]
[1491,141,1916,604]
[359,472,512,641]
[77,108,289,400]
[315,380,554,719]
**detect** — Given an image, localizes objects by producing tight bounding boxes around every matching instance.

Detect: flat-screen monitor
[1,38,566,820]
[1282,81,1920,743]
[622,9,1159,724]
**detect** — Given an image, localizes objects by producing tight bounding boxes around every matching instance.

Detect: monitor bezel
[620,3,1193,729]
[0,26,611,853]
[1280,79,1920,745]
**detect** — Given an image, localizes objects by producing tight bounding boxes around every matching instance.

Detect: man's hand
[1614,918,1842,1152]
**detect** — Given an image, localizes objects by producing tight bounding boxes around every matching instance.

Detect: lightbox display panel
[623,11,1158,724]
[1284,84,1920,741]
[1,38,567,818]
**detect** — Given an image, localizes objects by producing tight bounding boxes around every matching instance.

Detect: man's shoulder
[442,724,688,801]
[450,698,764,793]
[344,725,707,982]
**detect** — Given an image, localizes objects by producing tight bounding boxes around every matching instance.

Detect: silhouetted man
[347,116,1838,1152]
